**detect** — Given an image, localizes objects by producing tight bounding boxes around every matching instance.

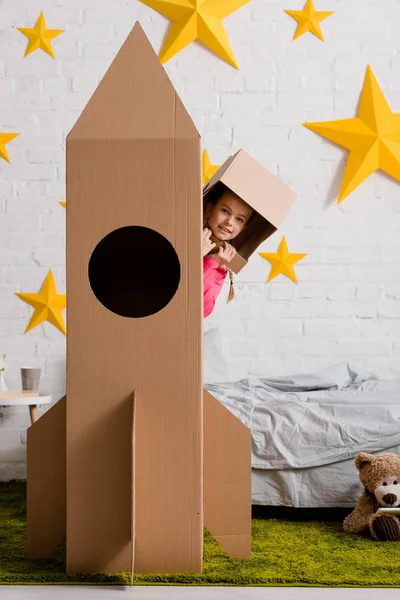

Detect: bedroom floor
[0,587,399,599]
[2,483,399,591]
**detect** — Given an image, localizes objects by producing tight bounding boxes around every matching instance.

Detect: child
[202,189,255,318]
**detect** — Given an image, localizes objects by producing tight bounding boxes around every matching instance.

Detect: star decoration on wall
[284,0,334,41]
[138,0,251,68]
[303,65,400,203]
[202,150,221,184]
[0,132,19,162]
[15,270,67,335]
[17,11,65,58]
[259,237,307,283]
[59,201,66,208]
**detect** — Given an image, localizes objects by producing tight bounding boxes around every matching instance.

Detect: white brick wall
[1,0,399,480]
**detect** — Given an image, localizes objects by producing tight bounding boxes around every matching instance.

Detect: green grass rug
[1,481,400,587]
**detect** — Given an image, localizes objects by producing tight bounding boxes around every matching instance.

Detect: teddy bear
[343,452,400,541]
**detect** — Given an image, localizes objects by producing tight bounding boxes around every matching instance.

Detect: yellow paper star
[0,132,19,163]
[15,270,66,335]
[139,0,251,68]
[303,65,400,203]
[202,150,221,184]
[284,0,333,41]
[259,237,307,283]
[17,11,65,58]
[59,201,66,208]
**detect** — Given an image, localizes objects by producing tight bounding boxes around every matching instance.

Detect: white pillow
[203,327,230,384]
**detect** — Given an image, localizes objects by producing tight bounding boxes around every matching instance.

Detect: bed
[203,327,400,508]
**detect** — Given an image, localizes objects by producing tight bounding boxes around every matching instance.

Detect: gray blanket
[204,362,400,470]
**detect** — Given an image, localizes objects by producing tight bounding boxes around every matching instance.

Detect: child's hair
[227,267,235,304]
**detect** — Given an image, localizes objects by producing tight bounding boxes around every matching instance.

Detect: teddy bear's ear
[355,452,375,471]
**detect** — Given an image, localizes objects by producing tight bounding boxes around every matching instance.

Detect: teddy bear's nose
[382,493,397,505]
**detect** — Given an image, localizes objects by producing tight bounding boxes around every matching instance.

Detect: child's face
[205,191,253,242]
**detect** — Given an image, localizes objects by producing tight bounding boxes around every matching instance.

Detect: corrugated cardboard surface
[203,149,297,272]
[66,23,203,574]
[27,396,66,559]
[203,389,251,559]
[131,392,136,585]
[223,251,248,275]
[204,149,296,227]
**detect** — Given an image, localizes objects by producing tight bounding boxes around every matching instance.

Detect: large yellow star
[15,270,66,335]
[202,149,220,184]
[0,132,19,163]
[139,0,251,68]
[259,237,307,284]
[284,0,333,41]
[17,11,65,58]
[303,65,400,203]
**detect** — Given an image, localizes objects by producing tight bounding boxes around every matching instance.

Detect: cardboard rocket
[26,21,297,577]
[65,19,203,575]
[26,22,254,576]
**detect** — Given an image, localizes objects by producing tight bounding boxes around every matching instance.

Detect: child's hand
[202,228,216,257]
[210,241,237,269]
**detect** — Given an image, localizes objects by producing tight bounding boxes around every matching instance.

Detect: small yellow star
[138,0,251,68]
[284,0,334,41]
[59,201,66,208]
[259,237,307,283]
[15,270,66,335]
[0,132,19,163]
[202,150,221,184]
[303,65,400,203]
[17,11,65,58]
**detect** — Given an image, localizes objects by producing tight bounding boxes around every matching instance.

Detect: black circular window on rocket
[88,226,181,318]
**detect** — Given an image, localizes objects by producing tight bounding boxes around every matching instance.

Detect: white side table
[0,391,53,425]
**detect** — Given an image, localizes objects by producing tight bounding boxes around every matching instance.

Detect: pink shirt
[203,255,228,318]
